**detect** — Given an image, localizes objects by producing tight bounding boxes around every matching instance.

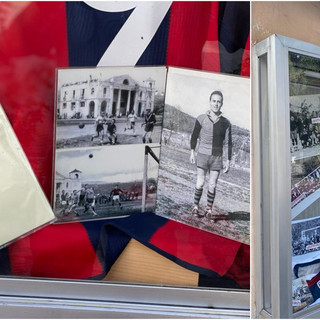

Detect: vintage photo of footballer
[155,68,250,244]
[54,144,160,223]
[55,66,166,149]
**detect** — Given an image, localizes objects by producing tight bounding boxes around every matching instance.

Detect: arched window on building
[89,101,95,118]
[101,101,107,115]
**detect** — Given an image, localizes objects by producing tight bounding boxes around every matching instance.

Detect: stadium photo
[291,155,320,221]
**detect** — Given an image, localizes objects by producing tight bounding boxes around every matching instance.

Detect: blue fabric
[66,2,133,66]
[218,2,250,74]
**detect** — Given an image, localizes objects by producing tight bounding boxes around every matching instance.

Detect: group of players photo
[89,109,157,146]
[54,67,166,222]
[55,184,141,219]
[290,105,320,153]
[292,217,320,256]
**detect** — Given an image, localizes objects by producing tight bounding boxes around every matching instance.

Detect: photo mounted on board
[55,66,167,149]
[54,144,160,223]
[155,67,250,244]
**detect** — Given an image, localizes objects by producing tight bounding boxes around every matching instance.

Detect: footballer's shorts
[196,152,222,171]
[96,124,104,132]
[145,123,154,132]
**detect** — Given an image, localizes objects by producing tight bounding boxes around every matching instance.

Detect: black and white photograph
[53,144,160,222]
[55,66,166,149]
[155,68,250,244]
[290,95,320,160]
[292,216,320,257]
[289,52,320,161]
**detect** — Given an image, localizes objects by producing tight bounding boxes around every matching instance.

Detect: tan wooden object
[104,238,199,286]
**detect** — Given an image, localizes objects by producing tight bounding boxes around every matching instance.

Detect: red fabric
[240,32,250,77]
[0,2,249,287]
[201,2,221,72]
[167,1,220,72]
[225,243,250,288]
[149,219,242,277]
[8,222,103,279]
[0,2,69,199]
[308,272,320,287]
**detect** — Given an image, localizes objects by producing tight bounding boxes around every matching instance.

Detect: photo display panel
[53,66,166,223]
[289,52,320,312]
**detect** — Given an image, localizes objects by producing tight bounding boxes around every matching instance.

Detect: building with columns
[58,74,155,119]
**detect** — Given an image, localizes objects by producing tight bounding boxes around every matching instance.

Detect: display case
[0,1,250,318]
[252,34,320,319]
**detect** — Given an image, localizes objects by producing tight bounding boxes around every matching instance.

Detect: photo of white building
[58,74,156,119]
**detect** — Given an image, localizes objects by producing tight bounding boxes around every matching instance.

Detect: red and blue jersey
[0,1,249,198]
[0,2,250,287]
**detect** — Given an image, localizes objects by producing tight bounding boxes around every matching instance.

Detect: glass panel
[289,52,320,313]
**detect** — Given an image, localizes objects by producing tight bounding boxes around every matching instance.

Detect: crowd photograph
[291,165,320,208]
[290,95,320,159]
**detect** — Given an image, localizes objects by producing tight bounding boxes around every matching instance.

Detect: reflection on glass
[289,52,320,313]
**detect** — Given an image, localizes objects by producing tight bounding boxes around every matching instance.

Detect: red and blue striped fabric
[308,273,320,302]
[0,212,249,288]
[0,1,250,288]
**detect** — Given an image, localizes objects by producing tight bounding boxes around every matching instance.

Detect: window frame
[0,276,249,318]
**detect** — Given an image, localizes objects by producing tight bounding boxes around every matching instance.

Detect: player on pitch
[190,90,232,218]
[142,108,156,143]
[91,112,106,144]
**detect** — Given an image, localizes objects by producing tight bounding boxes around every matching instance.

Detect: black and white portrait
[155,68,250,243]
[54,144,160,222]
[56,66,166,149]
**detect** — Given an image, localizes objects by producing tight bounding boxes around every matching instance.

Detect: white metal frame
[0,268,249,317]
[0,277,249,318]
[252,34,320,319]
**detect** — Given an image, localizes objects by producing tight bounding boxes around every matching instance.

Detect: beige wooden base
[104,239,199,286]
